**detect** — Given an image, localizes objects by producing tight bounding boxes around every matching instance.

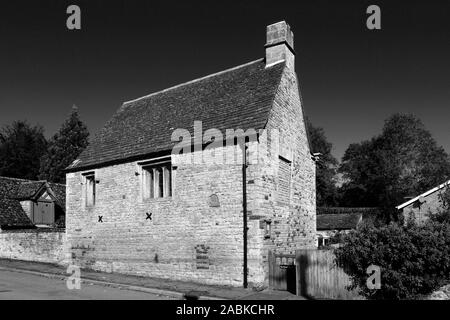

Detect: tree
[307,119,339,206]
[0,121,47,180]
[339,113,450,221]
[39,106,89,183]
[307,118,339,206]
[334,220,450,299]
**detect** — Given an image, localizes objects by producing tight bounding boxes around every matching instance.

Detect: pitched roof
[48,182,66,210]
[67,59,286,172]
[14,181,46,199]
[317,207,381,220]
[0,177,34,228]
[396,180,450,210]
[317,213,362,231]
[0,176,66,229]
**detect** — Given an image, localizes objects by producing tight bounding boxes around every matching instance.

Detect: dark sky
[0,0,449,161]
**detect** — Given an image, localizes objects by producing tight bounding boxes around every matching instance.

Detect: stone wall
[0,229,66,264]
[250,66,317,285]
[66,145,252,287]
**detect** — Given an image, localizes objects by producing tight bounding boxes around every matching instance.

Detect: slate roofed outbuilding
[67,59,286,172]
[0,177,66,229]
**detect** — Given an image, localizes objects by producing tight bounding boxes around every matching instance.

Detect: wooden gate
[268,251,296,294]
[295,249,361,299]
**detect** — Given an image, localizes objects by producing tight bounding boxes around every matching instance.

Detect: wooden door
[33,201,54,225]
[268,251,297,294]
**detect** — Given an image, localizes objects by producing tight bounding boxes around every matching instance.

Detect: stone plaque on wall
[208,194,220,207]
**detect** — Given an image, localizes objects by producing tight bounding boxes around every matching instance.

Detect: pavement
[0,269,174,300]
[0,259,304,300]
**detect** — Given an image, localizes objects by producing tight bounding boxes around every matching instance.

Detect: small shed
[0,177,66,229]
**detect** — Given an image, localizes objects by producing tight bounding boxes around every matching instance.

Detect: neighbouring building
[316,213,362,248]
[316,207,380,248]
[0,177,66,264]
[396,180,450,224]
[0,176,66,229]
[65,21,317,287]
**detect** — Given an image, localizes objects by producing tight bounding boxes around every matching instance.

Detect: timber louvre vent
[277,156,291,206]
[195,244,210,269]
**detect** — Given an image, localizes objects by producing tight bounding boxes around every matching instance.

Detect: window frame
[264,219,272,239]
[83,172,96,207]
[139,157,173,201]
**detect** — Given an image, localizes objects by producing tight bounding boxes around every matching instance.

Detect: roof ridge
[47,182,66,187]
[122,58,264,106]
[21,180,47,184]
[0,176,65,186]
[0,176,34,182]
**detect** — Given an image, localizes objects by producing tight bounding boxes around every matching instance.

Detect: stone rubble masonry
[249,66,317,285]
[65,64,316,287]
[0,229,66,264]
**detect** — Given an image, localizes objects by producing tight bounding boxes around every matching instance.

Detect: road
[0,269,176,300]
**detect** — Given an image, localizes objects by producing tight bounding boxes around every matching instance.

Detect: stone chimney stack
[265,21,295,69]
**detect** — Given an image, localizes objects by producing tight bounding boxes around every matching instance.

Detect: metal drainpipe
[242,142,248,288]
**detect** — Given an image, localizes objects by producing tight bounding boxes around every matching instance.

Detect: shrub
[334,221,450,299]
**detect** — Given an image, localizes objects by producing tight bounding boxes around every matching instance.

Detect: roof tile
[68,59,285,171]
[0,177,66,229]
[317,213,362,231]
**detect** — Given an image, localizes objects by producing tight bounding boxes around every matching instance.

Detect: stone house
[65,21,317,287]
[396,180,450,224]
[0,176,66,229]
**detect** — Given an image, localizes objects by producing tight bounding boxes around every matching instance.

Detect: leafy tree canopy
[339,113,450,221]
[307,118,339,206]
[39,106,89,183]
[0,120,47,180]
